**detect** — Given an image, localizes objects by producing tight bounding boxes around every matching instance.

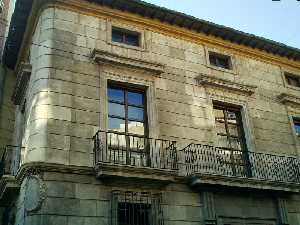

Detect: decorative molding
[12,62,32,105]
[24,175,46,213]
[278,93,300,106]
[196,73,257,96]
[91,49,165,74]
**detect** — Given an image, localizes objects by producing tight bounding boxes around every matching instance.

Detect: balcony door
[107,83,149,166]
[213,102,250,177]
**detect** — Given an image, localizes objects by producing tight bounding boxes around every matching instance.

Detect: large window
[293,118,300,137]
[213,103,246,151]
[213,102,249,177]
[285,72,300,88]
[111,191,164,225]
[108,83,147,136]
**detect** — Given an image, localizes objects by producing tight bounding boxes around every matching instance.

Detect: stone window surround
[204,46,238,75]
[281,69,300,91]
[106,19,148,51]
[99,70,159,139]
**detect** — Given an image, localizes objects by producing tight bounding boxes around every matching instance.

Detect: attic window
[209,52,232,70]
[285,72,300,88]
[112,27,140,47]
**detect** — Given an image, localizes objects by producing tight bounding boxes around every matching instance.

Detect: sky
[144,0,300,49]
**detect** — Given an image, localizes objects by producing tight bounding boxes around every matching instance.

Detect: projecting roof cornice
[196,73,257,96]
[278,93,300,106]
[3,0,300,70]
[91,49,165,74]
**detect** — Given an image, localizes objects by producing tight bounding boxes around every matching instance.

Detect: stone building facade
[1,0,300,225]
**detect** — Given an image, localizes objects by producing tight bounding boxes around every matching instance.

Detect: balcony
[181,143,300,192]
[93,131,178,184]
[0,145,23,206]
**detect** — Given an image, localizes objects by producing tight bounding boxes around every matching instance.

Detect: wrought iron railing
[0,145,23,178]
[181,143,300,183]
[93,131,178,170]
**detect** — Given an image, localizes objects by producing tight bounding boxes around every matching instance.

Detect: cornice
[91,49,165,74]
[196,73,257,96]
[53,0,300,70]
[278,93,300,106]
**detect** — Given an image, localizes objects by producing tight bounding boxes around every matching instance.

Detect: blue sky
[144,0,300,49]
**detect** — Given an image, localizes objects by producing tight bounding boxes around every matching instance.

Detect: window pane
[128,106,144,121]
[128,91,144,106]
[294,123,300,136]
[108,88,124,103]
[125,33,139,46]
[228,124,239,137]
[112,29,123,43]
[230,138,242,150]
[217,135,230,148]
[214,108,224,122]
[216,121,226,135]
[128,121,145,136]
[108,117,126,132]
[109,103,125,117]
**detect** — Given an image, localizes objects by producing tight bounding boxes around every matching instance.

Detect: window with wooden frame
[111,190,164,225]
[213,102,250,177]
[107,82,148,166]
[209,51,232,70]
[285,72,300,88]
[112,27,140,47]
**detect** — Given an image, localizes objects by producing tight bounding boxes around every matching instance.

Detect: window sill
[110,41,146,52]
[207,64,237,75]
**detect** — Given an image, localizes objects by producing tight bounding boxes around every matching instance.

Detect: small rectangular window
[209,52,232,70]
[112,27,140,47]
[285,72,300,88]
[293,118,300,136]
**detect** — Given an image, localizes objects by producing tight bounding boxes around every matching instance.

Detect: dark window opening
[112,27,140,47]
[118,202,151,225]
[209,52,232,70]
[293,118,300,136]
[285,72,300,88]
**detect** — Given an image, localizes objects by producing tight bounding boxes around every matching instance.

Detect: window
[209,52,232,70]
[108,83,147,136]
[285,72,300,88]
[213,102,249,177]
[112,27,140,47]
[213,103,246,151]
[293,118,300,136]
[111,191,164,225]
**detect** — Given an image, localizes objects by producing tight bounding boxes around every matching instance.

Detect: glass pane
[214,108,224,122]
[125,33,139,46]
[108,88,124,103]
[108,103,125,117]
[294,123,300,136]
[216,121,226,135]
[217,135,230,148]
[128,106,144,121]
[128,121,145,136]
[228,123,239,137]
[226,111,237,124]
[128,92,144,106]
[230,138,242,150]
[112,29,123,43]
[108,117,125,132]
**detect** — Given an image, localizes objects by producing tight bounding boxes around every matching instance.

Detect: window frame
[213,101,247,152]
[107,81,148,138]
[111,26,141,47]
[209,51,232,70]
[292,117,300,137]
[284,72,300,88]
